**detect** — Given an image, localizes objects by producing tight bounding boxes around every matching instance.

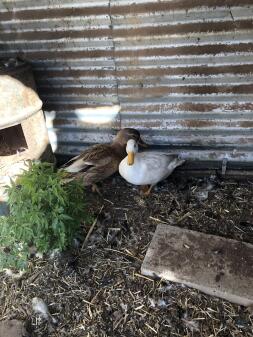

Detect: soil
[0,175,253,337]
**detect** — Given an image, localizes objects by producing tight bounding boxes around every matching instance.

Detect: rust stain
[1,0,252,21]
[179,120,217,128]
[35,69,115,79]
[122,120,161,128]
[116,43,253,58]
[113,20,253,38]
[239,121,253,128]
[118,84,253,96]
[39,87,116,96]
[111,0,252,16]
[178,119,253,128]
[0,6,107,21]
[122,103,253,113]
[35,65,253,81]
[116,64,253,77]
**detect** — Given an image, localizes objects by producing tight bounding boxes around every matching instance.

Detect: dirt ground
[0,174,253,337]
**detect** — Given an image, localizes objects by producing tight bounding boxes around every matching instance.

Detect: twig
[103,198,114,205]
[82,205,104,249]
[145,323,157,334]
[91,289,102,304]
[134,273,154,282]
[149,216,168,224]
[82,299,96,307]
[176,212,191,224]
[104,248,142,262]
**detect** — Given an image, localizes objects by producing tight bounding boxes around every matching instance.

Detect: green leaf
[0,161,90,271]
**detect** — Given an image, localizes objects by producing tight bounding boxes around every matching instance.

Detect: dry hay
[0,175,253,336]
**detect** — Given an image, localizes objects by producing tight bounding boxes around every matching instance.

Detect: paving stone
[141,224,253,306]
[0,320,27,337]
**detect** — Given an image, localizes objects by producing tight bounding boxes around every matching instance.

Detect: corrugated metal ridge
[0,3,252,26]
[0,0,107,11]
[1,1,253,17]
[34,64,253,76]
[112,7,253,25]
[1,42,253,58]
[2,7,253,26]
[119,95,253,103]
[1,19,253,46]
[37,75,253,88]
[2,19,253,38]
[50,118,253,130]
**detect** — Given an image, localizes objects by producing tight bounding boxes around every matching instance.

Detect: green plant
[0,161,90,270]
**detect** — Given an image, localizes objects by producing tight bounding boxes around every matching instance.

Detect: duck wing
[165,154,185,169]
[137,153,185,177]
[62,144,115,173]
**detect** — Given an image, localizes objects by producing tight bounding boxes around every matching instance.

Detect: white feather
[32,297,57,324]
[119,140,185,186]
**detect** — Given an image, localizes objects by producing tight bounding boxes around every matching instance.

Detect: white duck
[119,139,185,195]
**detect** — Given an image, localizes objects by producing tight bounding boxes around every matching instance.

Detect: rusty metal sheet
[110,0,253,163]
[1,0,253,165]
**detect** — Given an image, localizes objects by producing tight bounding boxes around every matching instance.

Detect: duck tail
[61,155,84,173]
[175,159,186,167]
[165,153,186,167]
[175,153,186,167]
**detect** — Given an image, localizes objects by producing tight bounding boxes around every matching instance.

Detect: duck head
[113,128,147,149]
[126,139,138,166]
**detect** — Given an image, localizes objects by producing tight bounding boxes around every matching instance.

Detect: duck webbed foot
[91,183,102,196]
[139,185,153,196]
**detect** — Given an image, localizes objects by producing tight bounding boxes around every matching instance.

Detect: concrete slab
[0,320,27,337]
[141,224,253,306]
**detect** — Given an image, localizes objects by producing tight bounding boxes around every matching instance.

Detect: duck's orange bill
[127,152,135,165]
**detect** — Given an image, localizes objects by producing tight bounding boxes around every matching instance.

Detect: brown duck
[62,128,147,193]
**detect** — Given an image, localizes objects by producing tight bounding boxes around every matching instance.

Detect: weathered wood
[0,320,27,337]
[141,224,253,306]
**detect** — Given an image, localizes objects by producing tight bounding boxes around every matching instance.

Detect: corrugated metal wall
[1,0,253,164]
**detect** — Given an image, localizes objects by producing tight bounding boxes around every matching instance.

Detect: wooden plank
[141,224,253,306]
[0,320,26,337]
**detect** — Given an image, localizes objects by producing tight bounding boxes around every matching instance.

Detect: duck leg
[91,184,102,196]
[139,185,149,195]
[144,185,154,196]
[140,185,154,196]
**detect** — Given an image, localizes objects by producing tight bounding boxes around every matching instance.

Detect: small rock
[5,269,25,279]
[32,297,57,325]
[148,298,156,308]
[158,284,174,293]
[194,190,209,201]
[157,299,168,308]
[49,249,61,260]
[0,320,27,337]
[182,317,199,332]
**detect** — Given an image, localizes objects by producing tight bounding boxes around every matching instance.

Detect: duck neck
[111,142,127,159]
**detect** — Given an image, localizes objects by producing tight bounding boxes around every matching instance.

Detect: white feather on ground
[32,297,57,324]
